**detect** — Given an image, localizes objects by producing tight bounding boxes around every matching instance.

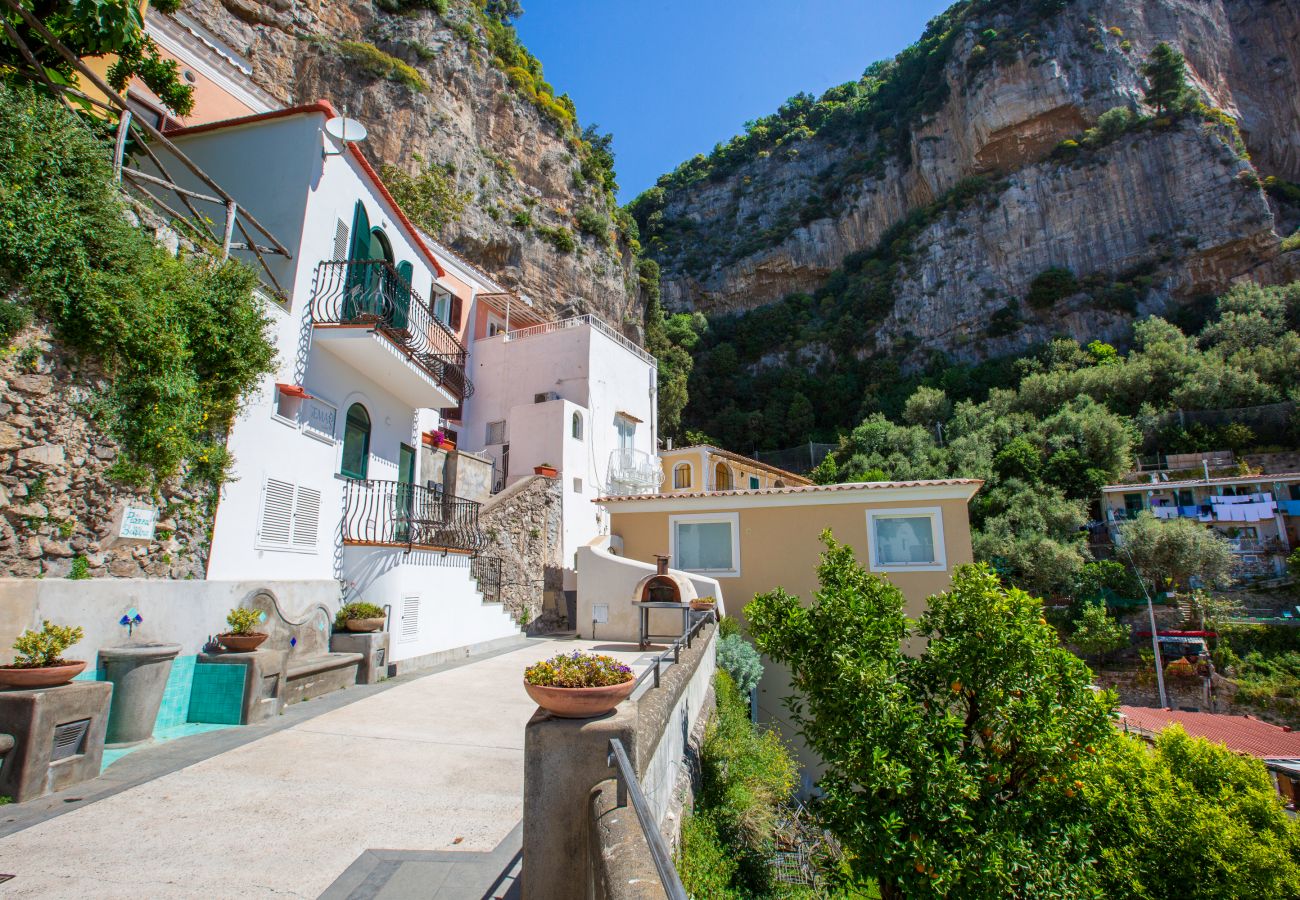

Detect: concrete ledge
[588,778,666,900]
[522,622,716,900]
[285,653,361,704]
[387,631,527,677]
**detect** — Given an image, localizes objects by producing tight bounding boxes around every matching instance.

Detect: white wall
[0,578,339,665]
[340,547,518,664]
[461,322,658,586]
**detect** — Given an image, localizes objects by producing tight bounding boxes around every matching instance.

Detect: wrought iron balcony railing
[310,259,473,401]
[343,479,487,554]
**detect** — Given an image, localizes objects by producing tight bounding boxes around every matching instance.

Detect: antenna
[323,116,368,158]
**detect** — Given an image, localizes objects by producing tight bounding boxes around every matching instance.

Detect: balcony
[607,449,664,496]
[342,479,486,554]
[309,260,472,409]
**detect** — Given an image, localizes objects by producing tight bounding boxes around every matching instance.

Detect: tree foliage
[746,537,1115,898]
[1,0,194,115]
[0,86,273,486]
[1141,42,1192,117]
[1071,601,1128,661]
[1117,513,1235,593]
[380,154,470,236]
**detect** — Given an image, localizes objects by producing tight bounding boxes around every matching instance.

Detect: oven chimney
[656,555,669,576]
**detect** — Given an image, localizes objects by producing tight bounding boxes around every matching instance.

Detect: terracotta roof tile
[597,478,982,503]
[1117,706,1300,758]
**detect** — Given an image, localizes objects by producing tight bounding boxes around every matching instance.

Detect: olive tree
[746,534,1115,899]
[1117,513,1235,593]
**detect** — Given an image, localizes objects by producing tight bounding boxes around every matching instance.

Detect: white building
[460,315,660,590]
[149,101,521,667]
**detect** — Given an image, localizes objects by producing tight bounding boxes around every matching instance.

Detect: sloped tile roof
[597,478,982,503]
[1117,706,1300,758]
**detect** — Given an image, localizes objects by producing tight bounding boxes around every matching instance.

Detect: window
[572,411,583,441]
[340,403,371,479]
[865,507,946,572]
[749,475,761,490]
[573,477,583,494]
[1123,493,1144,517]
[616,415,636,450]
[673,463,692,490]
[257,478,321,552]
[486,420,507,445]
[432,289,452,325]
[670,513,740,577]
[715,463,733,491]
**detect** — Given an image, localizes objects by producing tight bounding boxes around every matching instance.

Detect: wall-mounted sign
[592,604,609,625]
[301,397,338,442]
[119,505,158,541]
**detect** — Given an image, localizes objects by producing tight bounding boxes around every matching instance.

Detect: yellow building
[595,477,982,783]
[658,444,812,493]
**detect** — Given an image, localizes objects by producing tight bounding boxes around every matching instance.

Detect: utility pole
[1119,540,1169,708]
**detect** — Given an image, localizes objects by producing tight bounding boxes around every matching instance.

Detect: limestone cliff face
[182,0,638,326]
[646,0,1300,362]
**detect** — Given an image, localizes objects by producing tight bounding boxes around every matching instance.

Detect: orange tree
[745,534,1115,898]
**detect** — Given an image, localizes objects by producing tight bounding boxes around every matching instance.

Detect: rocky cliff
[637,0,1300,364]
[182,0,639,327]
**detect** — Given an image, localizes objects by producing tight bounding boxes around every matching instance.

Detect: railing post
[221,200,238,260]
[112,108,132,182]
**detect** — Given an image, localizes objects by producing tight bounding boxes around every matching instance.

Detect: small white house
[149,102,520,667]
[460,314,660,590]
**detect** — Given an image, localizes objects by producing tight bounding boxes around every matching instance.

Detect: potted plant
[218,608,267,652]
[0,620,87,689]
[690,595,718,612]
[335,601,387,633]
[534,462,558,477]
[524,651,635,718]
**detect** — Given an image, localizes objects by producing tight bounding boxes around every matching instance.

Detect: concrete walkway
[0,639,651,899]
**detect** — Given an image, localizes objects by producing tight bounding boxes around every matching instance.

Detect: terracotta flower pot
[0,660,87,689]
[218,632,268,653]
[345,617,386,633]
[690,600,716,612]
[524,678,636,718]
[534,465,558,478]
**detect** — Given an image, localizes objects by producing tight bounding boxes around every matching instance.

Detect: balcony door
[344,201,397,322]
[395,442,416,544]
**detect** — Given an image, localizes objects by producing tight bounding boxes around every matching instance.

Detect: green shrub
[334,601,385,628]
[0,298,31,344]
[575,205,612,247]
[718,615,742,639]
[380,154,469,236]
[375,0,446,13]
[12,620,84,667]
[535,224,576,253]
[1026,266,1081,309]
[717,634,764,695]
[0,87,274,488]
[677,812,741,898]
[511,209,532,228]
[225,608,263,635]
[681,670,798,895]
[335,40,428,91]
[67,555,91,579]
[1283,230,1300,254]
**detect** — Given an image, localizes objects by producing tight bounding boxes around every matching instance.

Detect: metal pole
[1118,539,1169,708]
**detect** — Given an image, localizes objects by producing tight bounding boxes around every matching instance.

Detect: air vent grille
[51,718,91,762]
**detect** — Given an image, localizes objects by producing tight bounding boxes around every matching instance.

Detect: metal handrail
[500,313,657,368]
[310,259,474,401]
[470,556,503,603]
[607,737,690,900]
[342,479,486,553]
[630,607,715,694]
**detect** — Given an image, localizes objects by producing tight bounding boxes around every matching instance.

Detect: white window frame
[865,506,946,573]
[669,512,740,578]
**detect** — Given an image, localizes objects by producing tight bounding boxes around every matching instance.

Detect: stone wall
[477,474,564,629]
[0,322,213,579]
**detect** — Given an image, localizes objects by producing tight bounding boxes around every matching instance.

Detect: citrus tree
[745,533,1116,898]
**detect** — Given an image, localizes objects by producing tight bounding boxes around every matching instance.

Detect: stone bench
[244,590,362,704]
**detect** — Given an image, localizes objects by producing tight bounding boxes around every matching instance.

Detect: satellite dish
[325,117,368,144]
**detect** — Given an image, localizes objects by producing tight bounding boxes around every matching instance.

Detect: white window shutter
[333,219,349,261]
[292,486,321,548]
[259,479,294,547]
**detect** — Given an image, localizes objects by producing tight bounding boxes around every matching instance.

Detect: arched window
[673,463,692,490]
[571,411,583,441]
[714,462,733,491]
[340,403,371,480]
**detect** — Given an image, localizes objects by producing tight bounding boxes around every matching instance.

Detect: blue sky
[514,0,952,202]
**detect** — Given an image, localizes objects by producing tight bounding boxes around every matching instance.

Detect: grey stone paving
[320,823,522,899]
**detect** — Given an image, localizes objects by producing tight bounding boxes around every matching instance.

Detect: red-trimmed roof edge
[165,100,446,278]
